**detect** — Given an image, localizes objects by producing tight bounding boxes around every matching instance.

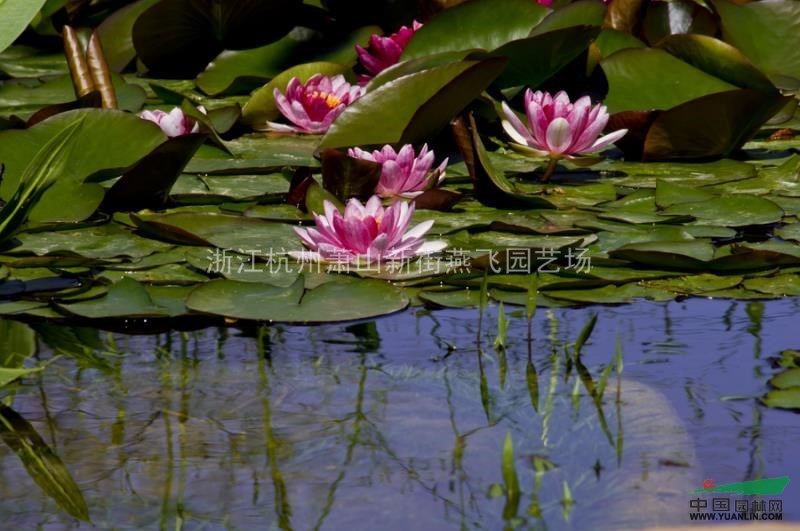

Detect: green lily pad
[418,288,482,308]
[761,388,800,410]
[662,195,784,227]
[645,273,743,294]
[769,368,800,389]
[488,25,600,89]
[545,283,676,304]
[0,0,49,55]
[0,109,165,223]
[186,276,409,322]
[743,274,800,297]
[609,240,714,269]
[96,0,161,72]
[11,223,172,259]
[131,211,302,251]
[57,277,173,318]
[655,179,718,209]
[658,34,775,93]
[402,0,549,59]
[713,0,800,87]
[601,48,736,114]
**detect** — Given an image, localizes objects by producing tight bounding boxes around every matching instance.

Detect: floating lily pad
[545,283,676,304]
[57,277,173,318]
[11,223,172,259]
[186,276,408,322]
[743,274,800,297]
[662,195,784,227]
[761,388,800,410]
[132,211,302,252]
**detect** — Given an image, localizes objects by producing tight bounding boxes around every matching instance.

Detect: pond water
[0,298,798,530]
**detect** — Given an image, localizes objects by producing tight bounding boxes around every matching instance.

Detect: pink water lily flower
[291,196,446,264]
[348,144,448,199]
[356,21,422,83]
[501,90,627,160]
[267,74,363,134]
[139,107,199,137]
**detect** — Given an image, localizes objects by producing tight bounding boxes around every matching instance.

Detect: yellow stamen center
[312,91,342,108]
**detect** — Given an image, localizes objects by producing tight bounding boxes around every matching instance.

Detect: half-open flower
[348,144,448,199]
[291,196,446,264]
[267,74,363,134]
[501,90,627,159]
[139,107,199,137]
[356,21,422,83]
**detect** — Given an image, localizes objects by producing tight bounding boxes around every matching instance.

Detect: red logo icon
[702,479,716,489]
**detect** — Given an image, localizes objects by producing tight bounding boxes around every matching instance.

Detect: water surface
[0,298,798,529]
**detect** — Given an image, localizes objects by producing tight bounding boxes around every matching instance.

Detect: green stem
[540,158,559,183]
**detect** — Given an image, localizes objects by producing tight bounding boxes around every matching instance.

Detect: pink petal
[545,117,573,155]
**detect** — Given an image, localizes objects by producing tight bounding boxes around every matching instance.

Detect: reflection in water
[0,299,798,529]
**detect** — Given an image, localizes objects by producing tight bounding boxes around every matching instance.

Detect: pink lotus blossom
[501,90,627,159]
[291,196,446,264]
[536,0,553,6]
[348,144,448,199]
[356,21,422,83]
[267,74,363,134]
[139,107,199,137]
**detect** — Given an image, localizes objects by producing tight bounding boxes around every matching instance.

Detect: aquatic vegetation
[0,0,796,330]
[292,196,446,263]
[348,144,447,199]
[268,74,363,134]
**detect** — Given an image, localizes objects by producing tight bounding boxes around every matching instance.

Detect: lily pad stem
[540,158,559,183]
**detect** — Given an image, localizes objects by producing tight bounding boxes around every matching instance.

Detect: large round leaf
[319,58,506,150]
[489,26,600,89]
[0,109,166,223]
[658,34,775,92]
[662,194,784,227]
[402,0,549,59]
[601,48,736,113]
[0,0,48,55]
[642,90,792,160]
[96,0,161,72]
[186,276,409,323]
[713,0,800,87]
[531,0,605,35]
[132,0,302,77]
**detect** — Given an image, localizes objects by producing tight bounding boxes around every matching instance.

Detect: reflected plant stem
[527,324,540,413]
[745,406,763,482]
[444,366,476,531]
[175,342,192,529]
[615,355,624,467]
[257,327,293,531]
[478,348,492,425]
[313,352,368,531]
[35,375,58,449]
[159,412,174,531]
[541,350,560,448]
